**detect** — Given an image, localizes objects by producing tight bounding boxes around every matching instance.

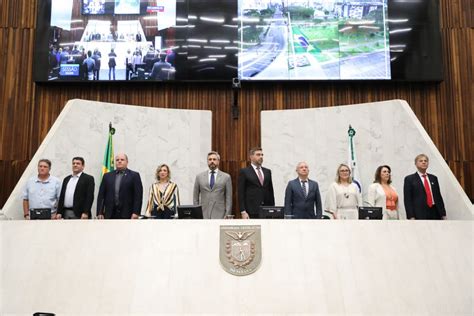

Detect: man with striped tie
[238,147,275,219]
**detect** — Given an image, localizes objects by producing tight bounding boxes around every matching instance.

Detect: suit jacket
[96,169,143,219]
[238,166,275,218]
[193,170,232,219]
[403,172,446,219]
[57,172,95,218]
[284,178,322,219]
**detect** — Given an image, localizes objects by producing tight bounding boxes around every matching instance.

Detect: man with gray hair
[193,151,232,219]
[284,161,322,219]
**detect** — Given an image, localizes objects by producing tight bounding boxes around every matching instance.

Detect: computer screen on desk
[259,206,284,219]
[177,205,203,219]
[358,207,383,220]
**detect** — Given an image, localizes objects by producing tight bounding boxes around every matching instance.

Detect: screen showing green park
[238,0,391,80]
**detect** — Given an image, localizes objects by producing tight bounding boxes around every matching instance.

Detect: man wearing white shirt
[238,147,275,219]
[57,157,95,219]
[193,151,232,219]
[403,154,446,220]
[284,162,322,219]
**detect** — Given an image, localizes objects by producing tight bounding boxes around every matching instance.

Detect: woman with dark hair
[145,164,180,219]
[325,164,362,219]
[367,165,399,219]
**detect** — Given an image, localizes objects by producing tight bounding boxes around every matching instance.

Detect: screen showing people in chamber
[34,0,442,82]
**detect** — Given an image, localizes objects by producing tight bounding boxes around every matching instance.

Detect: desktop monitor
[358,207,383,220]
[29,208,52,220]
[177,205,203,219]
[259,206,284,219]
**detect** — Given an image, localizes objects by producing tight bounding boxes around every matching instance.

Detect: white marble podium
[262,99,473,219]
[1,99,212,220]
[0,220,472,315]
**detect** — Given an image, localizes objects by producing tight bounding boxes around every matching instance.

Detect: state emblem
[219,225,261,276]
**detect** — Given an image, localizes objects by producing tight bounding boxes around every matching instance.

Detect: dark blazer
[284,178,322,219]
[57,172,95,218]
[96,169,143,219]
[403,172,446,219]
[238,165,275,218]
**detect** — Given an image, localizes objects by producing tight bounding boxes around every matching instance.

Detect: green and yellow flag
[101,123,115,177]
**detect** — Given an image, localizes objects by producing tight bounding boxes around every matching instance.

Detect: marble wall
[261,99,473,219]
[1,220,472,314]
[1,99,212,219]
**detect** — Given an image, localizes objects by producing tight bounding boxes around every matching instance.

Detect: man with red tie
[238,147,275,219]
[403,154,447,220]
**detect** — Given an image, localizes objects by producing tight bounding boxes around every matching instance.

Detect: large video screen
[33,0,442,82]
[238,0,391,80]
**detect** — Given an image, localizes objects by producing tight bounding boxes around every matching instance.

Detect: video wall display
[34,0,442,82]
[238,0,391,80]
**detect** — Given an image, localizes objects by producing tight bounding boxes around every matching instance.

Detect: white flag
[348,125,362,193]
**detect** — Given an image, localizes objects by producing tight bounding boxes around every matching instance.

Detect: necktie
[115,170,124,206]
[256,167,264,186]
[422,174,433,207]
[210,170,215,189]
[301,180,307,198]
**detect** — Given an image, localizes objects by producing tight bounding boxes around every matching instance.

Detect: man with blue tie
[284,162,322,219]
[193,151,232,219]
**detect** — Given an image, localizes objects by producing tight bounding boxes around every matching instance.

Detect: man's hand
[81,213,89,219]
[56,214,62,219]
[131,213,139,220]
[241,211,249,219]
[97,214,104,220]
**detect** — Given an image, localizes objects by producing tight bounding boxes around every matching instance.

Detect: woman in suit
[367,165,399,219]
[145,164,180,219]
[325,164,362,219]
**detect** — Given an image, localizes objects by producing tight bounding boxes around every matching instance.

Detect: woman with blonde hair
[325,164,362,219]
[367,165,399,219]
[145,164,180,219]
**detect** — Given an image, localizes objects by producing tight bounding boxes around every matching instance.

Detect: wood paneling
[1,0,473,210]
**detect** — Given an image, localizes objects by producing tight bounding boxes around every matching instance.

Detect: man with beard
[193,151,232,219]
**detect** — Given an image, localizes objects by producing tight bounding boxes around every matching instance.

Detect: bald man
[97,153,143,219]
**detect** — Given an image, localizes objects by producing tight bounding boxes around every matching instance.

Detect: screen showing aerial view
[238,0,391,80]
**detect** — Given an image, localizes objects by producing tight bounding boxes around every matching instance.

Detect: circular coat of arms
[219,225,262,276]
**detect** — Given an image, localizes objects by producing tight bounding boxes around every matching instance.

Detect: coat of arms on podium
[219,225,261,276]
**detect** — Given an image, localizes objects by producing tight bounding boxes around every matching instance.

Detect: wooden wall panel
[0,0,473,210]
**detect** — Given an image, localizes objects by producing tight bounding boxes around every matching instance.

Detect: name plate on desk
[220,225,261,276]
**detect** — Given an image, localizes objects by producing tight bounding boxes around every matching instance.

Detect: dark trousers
[426,205,442,220]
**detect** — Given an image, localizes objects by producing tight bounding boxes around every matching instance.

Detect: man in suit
[57,157,95,219]
[404,154,446,220]
[97,153,143,219]
[284,162,322,219]
[193,151,232,219]
[238,147,275,219]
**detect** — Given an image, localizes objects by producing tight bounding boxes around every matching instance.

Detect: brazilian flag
[101,124,115,177]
